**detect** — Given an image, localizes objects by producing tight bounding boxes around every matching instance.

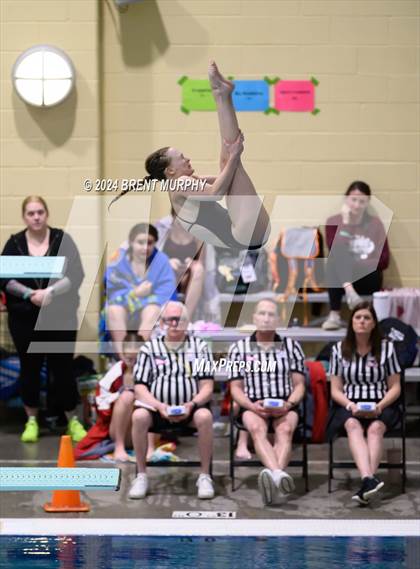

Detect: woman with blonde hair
[0,196,86,443]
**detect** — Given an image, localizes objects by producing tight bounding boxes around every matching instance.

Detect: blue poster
[232,80,269,112]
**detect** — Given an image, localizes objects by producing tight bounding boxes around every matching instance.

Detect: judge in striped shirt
[228,299,306,506]
[328,301,401,505]
[128,301,215,500]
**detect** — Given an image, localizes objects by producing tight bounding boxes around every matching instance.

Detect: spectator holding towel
[105,223,176,358]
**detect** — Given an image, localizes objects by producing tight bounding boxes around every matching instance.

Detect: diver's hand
[224,131,244,158]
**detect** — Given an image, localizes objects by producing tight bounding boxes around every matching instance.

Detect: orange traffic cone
[44,435,90,512]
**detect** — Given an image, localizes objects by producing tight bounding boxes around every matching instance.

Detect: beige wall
[103,0,419,287]
[0,0,101,338]
[1,0,419,341]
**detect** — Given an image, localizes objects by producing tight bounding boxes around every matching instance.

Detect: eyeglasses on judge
[161,316,187,325]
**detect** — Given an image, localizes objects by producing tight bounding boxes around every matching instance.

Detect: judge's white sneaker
[258,469,277,506]
[272,469,295,494]
[128,473,148,499]
[197,473,215,499]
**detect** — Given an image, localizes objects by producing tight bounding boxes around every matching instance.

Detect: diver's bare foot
[209,61,234,97]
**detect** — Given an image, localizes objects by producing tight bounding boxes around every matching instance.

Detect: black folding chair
[328,373,407,493]
[229,397,309,492]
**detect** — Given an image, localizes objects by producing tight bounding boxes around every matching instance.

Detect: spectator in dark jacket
[323,181,390,330]
[0,196,86,443]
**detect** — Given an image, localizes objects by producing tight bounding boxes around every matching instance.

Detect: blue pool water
[1,536,419,569]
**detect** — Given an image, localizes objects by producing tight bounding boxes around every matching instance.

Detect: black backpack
[215,247,269,294]
[315,341,335,363]
[379,318,418,369]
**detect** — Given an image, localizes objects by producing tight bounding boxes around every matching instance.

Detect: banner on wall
[178,77,216,114]
[231,80,270,112]
[178,75,320,114]
[274,78,320,114]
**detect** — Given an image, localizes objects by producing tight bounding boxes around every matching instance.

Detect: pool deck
[1,410,419,522]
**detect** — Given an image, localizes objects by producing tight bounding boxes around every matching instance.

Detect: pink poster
[274,80,315,112]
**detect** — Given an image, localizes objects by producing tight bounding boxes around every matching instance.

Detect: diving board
[0,256,67,279]
[0,467,121,492]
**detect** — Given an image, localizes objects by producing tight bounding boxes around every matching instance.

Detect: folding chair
[328,373,407,493]
[229,397,309,492]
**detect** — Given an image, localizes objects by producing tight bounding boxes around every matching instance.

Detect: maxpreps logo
[193,357,276,374]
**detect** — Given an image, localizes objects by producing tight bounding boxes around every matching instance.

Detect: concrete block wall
[1,1,419,345]
[103,0,419,287]
[0,0,101,338]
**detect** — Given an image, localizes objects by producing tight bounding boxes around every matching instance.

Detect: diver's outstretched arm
[178,133,243,201]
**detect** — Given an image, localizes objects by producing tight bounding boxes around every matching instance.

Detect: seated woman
[160,211,205,319]
[75,333,155,462]
[328,301,401,505]
[105,223,176,358]
[323,181,390,330]
[109,62,270,251]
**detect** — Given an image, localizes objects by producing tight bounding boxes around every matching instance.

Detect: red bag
[220,384,232,417]
[305,361,328,443]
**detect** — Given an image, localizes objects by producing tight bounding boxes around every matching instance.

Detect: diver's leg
[209,62,270,247]
[225,162,271,247]
[209,61,239,169]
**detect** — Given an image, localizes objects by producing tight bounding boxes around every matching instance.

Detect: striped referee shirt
[329,339,401,401]
[134,334,214,405]
[227,333,306,401]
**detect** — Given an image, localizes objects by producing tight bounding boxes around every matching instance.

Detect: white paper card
[241,263,257,283]
[172,511,236,519]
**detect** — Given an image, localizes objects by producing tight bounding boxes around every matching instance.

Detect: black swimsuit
[176,201,264,251]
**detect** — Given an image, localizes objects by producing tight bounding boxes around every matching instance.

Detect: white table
[219,291,371,304]
[214,367,420,383]
[194,326,346,344]
[405,367,420,383]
